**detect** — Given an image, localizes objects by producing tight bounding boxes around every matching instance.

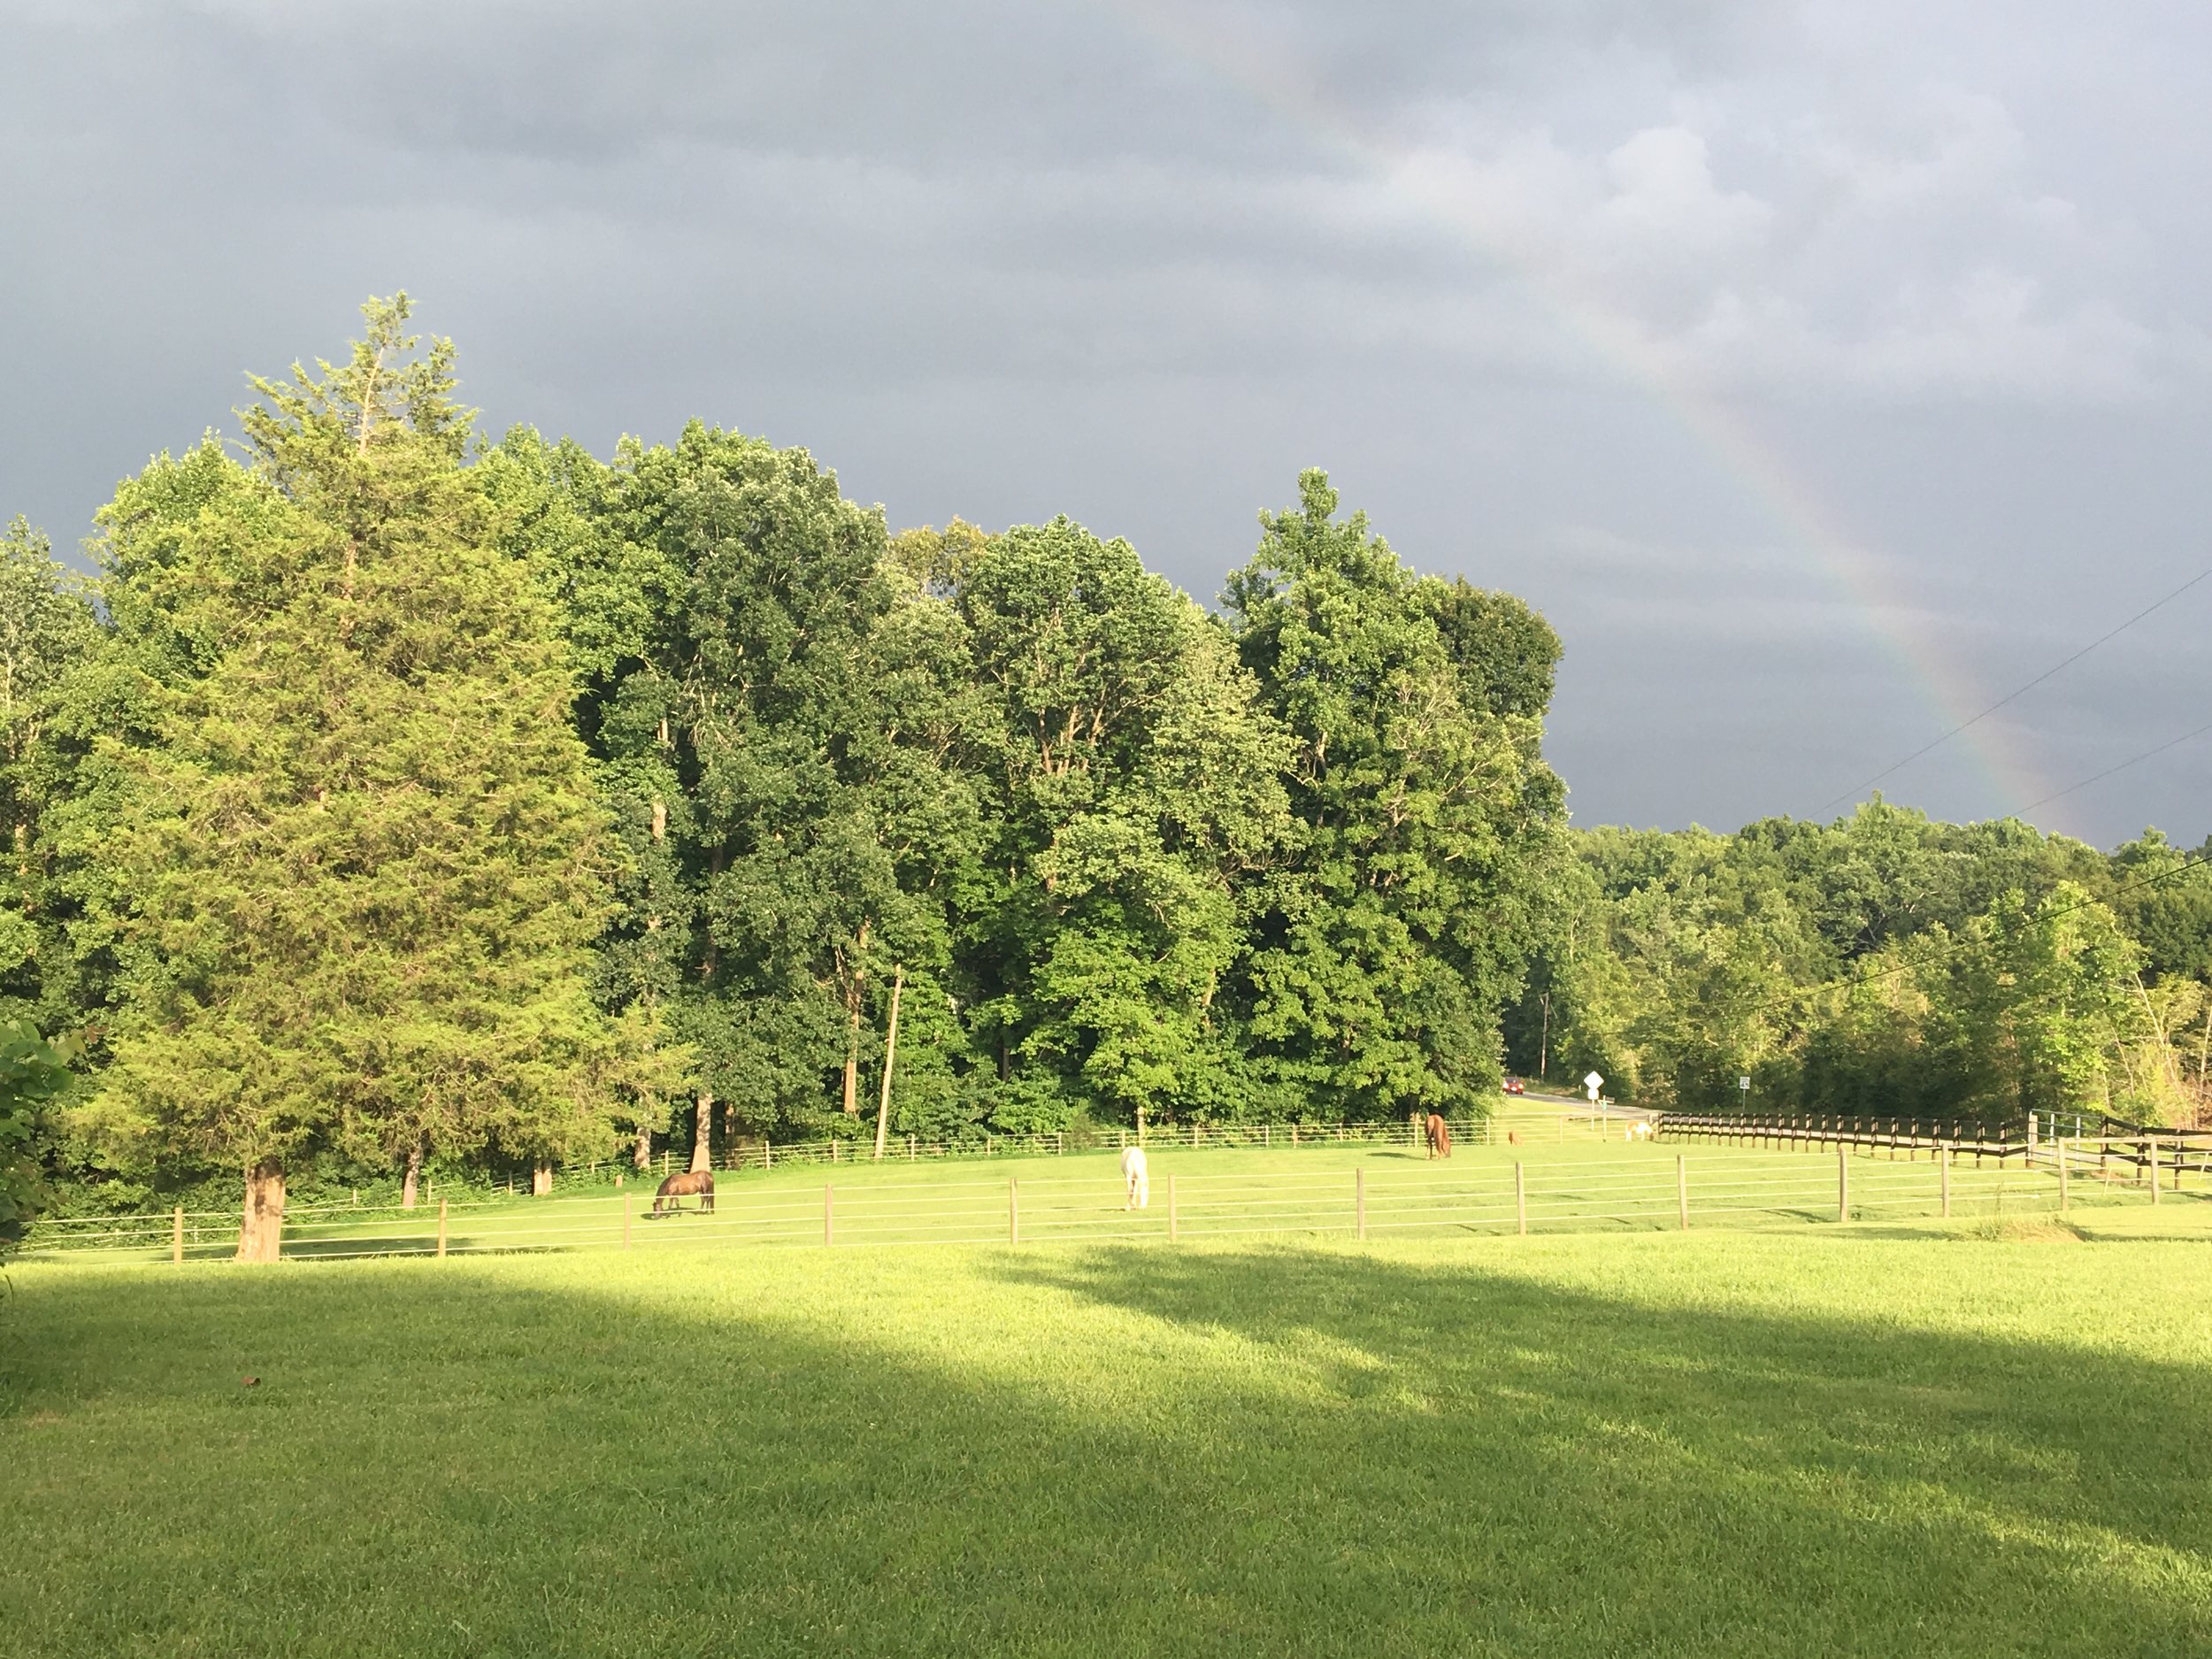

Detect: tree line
[0,299,1566,1240]
[3,299,2205,1251]
[1508,806,2212,1128]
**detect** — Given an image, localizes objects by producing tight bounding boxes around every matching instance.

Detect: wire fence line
[26,1106,1647,1241]
[21,1133,2194,1266]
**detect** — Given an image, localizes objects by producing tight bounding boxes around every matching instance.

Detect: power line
[1816,561,2212,815]
[2019,718,2212,815]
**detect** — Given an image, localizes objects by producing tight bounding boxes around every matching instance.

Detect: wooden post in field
[624,1194,633,1248]
[824,1182,837,1246]
[1168,1173,1179,1243]
[1677,1156,1689,1231]
[173,1205,184,1265]
[1836,1147,1849,1224]
[2059,1139,2070,1212]
[1939,1142,1952,1219]
[1356,1168,1367,1240]
[2148,1136,2161,1205]
[1516,1162,1527,1236]
[1010,1178,1020,1245]
[437,1197,449,1259]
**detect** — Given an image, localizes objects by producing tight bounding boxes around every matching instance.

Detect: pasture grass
[41,1133,2180,1262]
[5,1212,2211,1656]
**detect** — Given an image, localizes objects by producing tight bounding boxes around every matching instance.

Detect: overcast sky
[4,1,2208,848]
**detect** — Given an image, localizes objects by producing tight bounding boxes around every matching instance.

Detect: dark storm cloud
[4,0,2208,847]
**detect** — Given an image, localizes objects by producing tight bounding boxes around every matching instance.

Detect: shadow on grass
[0,1240,2207,1659]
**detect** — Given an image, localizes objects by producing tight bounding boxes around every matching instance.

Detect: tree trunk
[690,1091,713,1173]
[634,1110,653,1171]
[874,965,904,1159]
[237,1158,286,1263]
[401,1141,422,1210]
[841,921,872,1117]
[532,1162,553,1197]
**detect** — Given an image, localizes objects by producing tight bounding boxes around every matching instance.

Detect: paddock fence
[124,1105,1655,1213]
[20,1129,2197,1266]
[1655,1110,2212,1187]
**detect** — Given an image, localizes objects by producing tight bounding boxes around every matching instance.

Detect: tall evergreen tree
[66,297,621,1256]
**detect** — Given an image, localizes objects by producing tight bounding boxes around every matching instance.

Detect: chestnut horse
[652,1169,716,1215]
[1425,1113,1452,1159]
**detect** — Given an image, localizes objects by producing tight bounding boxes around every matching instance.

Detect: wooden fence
[1655,1110,2212,1187]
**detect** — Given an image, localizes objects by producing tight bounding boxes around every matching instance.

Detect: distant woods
[1508,810,2212,1128]
[1,300,2206,1232]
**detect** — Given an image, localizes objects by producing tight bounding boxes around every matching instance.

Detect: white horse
[1120,1144,1150,1210]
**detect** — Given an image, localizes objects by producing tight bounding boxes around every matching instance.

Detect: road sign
[1583,1071,1604,1102]
[1739,1075,1751,1091]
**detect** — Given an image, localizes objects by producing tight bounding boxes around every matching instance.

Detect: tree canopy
[3,298,2205,1248]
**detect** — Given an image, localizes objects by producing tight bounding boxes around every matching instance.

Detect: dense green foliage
[0,303,1566,1224]
[3,296,2206,1229]
[0,1020,75,1256]
[5,1224,2210,1655]
[1509,805,2212,1125]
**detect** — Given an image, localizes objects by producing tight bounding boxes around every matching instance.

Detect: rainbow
[1090,0,2050,819]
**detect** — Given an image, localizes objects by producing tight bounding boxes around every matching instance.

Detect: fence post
[825,1183,836,1246]
[173,1205,183,1265]
[437,1197,449,1259]
[1836,1147,1849,1224]
[908,1136,916,1160]
[1939,1142,1951,1219]
[2058,1138,2070,1212]
[1010,1178,1020,1246]
[1516,1161,1527,1236]
[1677,1155,1689,1231]
[2148,1136,2161,1205]
[1356,1168,1366,1240]
[1168,1173,1179,1243]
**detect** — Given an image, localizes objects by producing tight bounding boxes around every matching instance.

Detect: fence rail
[1655,1110,2212,1186]
[21,1133,2194,1266]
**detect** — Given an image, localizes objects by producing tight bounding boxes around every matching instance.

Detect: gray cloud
[4,0,2208,847]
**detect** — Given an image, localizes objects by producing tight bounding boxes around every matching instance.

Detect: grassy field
[27,1133,2172,1262]
[5,1202,2211,1656]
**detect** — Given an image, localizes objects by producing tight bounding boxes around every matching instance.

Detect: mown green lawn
[5,1216,2210,1656]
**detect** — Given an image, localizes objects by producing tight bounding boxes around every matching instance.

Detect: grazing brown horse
[652,1169,715,1215]
[1425,1113,1452,1159]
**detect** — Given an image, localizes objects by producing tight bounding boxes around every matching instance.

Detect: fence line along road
[23,1133,2200,1265]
